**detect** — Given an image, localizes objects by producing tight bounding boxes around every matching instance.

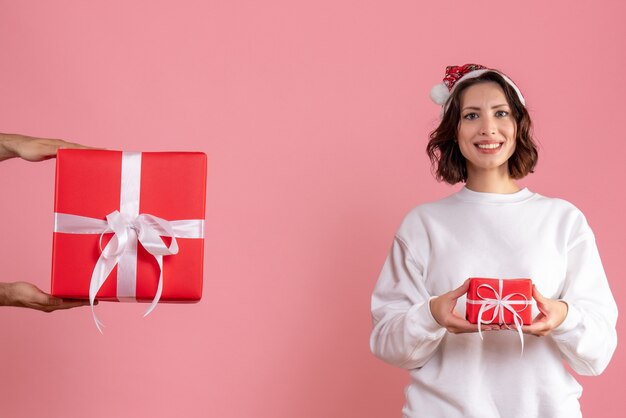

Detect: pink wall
[1,1,624,416]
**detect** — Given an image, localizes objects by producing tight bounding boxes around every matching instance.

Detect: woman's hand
[0,133,91,162]
[522,285,568,336]
[0,282,91,312]
[430,279,501,334]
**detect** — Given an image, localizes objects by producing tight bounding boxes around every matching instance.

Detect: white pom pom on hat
[430,64,525,108]
[430,82,450,106]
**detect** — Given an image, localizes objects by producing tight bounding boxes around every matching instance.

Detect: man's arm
[1,132,95,312]
[0,132,90,162]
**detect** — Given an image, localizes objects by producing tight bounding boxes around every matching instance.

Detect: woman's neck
[465,169,520,194]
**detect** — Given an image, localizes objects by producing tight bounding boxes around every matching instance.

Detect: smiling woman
[426,68,538,192]
[370,64,618,418]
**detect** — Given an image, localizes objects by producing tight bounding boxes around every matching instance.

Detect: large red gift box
[466,278,533,325]
[51,149,206,304]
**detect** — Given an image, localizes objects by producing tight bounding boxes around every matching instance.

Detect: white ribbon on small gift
[53,152,204,332]
[466,279,531,353]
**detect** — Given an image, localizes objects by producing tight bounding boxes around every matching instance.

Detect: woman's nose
[480,117,496,135]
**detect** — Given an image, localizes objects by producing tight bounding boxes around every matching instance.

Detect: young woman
[370,64,618,417]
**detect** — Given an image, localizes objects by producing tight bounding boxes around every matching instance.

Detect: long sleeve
[550,219,618,376]
[370,236,446,369]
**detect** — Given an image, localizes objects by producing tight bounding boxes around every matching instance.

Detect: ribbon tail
[143,255,164,317]
[91,305,105,334]
[89,239,122,333]
[513,312,524,357]
[477,303,490,341]
[500,302,526,356]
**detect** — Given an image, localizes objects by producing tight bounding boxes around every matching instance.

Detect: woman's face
[456,82,517,178]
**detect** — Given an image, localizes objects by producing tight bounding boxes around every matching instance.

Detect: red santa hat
[430,64,526,107]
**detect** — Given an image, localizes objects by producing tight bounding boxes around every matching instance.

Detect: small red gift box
[51,150,206,309]
[466,278,533,325]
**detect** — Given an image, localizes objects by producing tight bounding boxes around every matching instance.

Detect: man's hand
[522,285,568,336]
[0,282,91,312]
[0,133,91,162]
[430,279,502,334]
[0,133,96,313]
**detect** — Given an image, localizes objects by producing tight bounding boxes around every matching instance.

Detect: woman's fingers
[431,280,504,334]
[445,315,479,333]
[522,288,568,336]
[447,279,471,299]
[532,285,547,306]
[522,321,551,336]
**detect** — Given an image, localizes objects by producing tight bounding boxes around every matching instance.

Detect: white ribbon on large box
[53,152,204,332]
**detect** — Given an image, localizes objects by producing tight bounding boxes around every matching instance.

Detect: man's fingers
[44,296,91,309]
[23,283,62,306]
[60,142,94,150]
[18,138,96,161]
[23,286,53,305]
[35,298,91,312]
[45,294,64,306]
[22,282,91,311]
[54,299,91,310]
[39,142,68,159]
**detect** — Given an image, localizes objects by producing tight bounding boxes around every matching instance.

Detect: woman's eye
[463,113,478,120]
[495,110,509,117]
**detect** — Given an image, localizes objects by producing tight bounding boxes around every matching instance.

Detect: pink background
[1,1,624,417]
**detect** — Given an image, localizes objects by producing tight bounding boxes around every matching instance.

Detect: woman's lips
[474,142,503,154]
